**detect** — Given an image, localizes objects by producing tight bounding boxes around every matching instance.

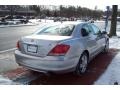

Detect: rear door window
[81,24,93,37]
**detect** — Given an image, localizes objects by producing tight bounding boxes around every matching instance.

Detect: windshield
[36,24,75,36]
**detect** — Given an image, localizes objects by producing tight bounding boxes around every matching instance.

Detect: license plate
[27,44,38,53]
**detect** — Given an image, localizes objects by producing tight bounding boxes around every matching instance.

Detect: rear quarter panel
[60,37,85,66]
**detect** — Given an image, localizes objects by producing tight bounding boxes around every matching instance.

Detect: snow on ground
[40,19,54,23]
[0,75,14,85]
[0,75,20,85]
[94,29,120,85]
[0,19,54,28]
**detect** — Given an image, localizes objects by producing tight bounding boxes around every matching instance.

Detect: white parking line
[0,48,17,54]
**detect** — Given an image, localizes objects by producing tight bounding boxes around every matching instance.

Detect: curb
[0,23,39,28]
[0,48,16,54]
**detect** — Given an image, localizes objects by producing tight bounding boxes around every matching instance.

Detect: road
[0,25,42,51]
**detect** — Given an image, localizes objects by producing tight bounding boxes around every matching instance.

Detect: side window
[81,25,92,37]
[91,24,101,35]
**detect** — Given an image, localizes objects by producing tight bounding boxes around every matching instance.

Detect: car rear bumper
[14,50,77,73]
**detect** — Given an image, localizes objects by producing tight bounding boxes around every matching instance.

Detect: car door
[90,24,106,53]
[81,24,98,58]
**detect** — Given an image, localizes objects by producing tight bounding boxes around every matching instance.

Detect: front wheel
[75,52,88,75]
[103,40,109,53]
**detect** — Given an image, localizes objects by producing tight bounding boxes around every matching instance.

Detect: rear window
[36,24,75,36]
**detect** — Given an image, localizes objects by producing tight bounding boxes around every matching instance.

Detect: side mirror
[102,31,107,34]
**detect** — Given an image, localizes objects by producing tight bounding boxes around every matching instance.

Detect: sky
[0,0,119,11]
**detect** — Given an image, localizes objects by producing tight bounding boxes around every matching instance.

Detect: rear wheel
[75,52,88,75]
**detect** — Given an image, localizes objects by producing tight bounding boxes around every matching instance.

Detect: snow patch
[0,75,19,85]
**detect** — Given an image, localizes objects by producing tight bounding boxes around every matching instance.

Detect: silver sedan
[15,22,109,75]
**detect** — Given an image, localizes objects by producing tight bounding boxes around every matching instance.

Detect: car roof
[62,21,85,25]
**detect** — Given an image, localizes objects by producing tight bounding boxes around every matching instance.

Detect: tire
[75,52,88,75]
[103,40,109,53]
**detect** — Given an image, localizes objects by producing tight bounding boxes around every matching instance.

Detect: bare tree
[29,5,41,16]
[109,5,118,37]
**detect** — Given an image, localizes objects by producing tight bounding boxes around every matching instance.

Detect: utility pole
[109,5,118,37]
[10,5,13,19]
[105,6,110,32]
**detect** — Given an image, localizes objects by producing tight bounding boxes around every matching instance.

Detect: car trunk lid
[20,35,71,57]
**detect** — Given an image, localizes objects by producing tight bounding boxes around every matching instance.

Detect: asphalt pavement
[0,25,41,51]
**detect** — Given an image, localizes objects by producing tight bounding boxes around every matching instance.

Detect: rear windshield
[36,24,75,36]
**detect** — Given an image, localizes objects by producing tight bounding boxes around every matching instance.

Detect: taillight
[48,44,70,56]
[16,41,20,49]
